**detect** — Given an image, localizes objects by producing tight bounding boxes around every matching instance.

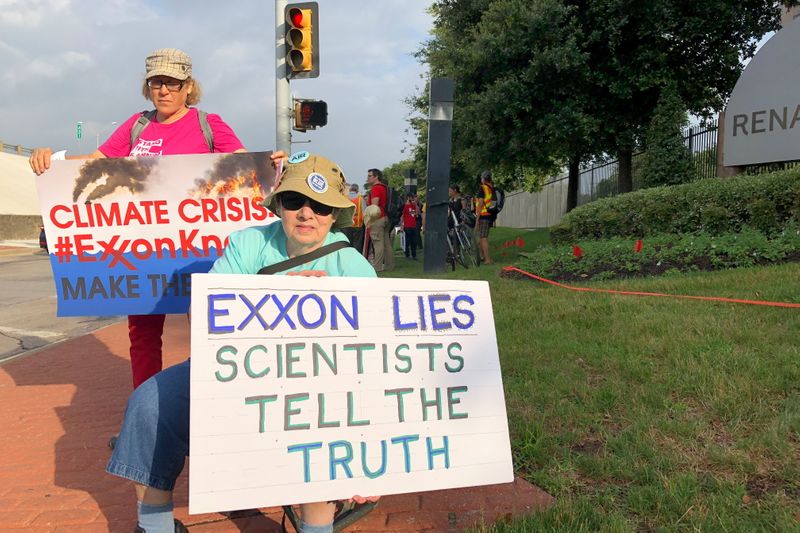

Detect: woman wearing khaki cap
[106,153,378,533]
[29,48,262,395]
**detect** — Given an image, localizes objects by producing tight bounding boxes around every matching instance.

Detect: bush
[551,168,800,243]
[517,222,800,282]
[640,85,695,188]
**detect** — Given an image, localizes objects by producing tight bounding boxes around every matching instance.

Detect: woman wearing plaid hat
[30,48,249,392]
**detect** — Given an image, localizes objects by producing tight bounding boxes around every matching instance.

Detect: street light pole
[96,121,118,149]
[423,78,455,274]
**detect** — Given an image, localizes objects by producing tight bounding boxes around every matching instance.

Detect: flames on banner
[190,153,277,203]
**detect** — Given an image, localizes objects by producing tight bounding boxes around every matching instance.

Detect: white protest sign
[189,274,513,514]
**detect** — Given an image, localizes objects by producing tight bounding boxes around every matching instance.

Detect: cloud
[0,0,69,27]
[1,0,432,187]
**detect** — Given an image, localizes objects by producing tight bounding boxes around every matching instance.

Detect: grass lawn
[379,226,800,532]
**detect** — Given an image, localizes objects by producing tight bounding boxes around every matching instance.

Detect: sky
[0,0,433,188]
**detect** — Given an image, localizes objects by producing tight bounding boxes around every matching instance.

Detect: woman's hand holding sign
[287,270,328,277]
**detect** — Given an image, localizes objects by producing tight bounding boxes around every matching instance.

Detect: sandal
[281,501,379,532]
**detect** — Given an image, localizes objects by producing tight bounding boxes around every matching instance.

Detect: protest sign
[189,274,513,514]
[34,152,279,316]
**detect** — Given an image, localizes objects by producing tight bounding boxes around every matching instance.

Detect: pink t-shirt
[99,108,244,157]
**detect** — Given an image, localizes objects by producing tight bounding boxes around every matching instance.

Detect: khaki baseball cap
[266,152,355,229]
[145,48,192,80]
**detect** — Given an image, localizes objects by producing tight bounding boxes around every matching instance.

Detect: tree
[409,0,798,204]
[413,0,602,210]
[562,0,799,191]
[381,159,425,195]
[640,85,695,188]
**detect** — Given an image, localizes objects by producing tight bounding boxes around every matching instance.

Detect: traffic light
[293,99,327,131]
[285,2,319,79]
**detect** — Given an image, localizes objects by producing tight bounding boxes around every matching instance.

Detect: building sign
[724,21,800,166]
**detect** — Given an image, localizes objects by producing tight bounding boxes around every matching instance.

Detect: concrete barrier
[0,215,43,240]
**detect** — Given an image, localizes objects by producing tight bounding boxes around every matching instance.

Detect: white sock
[137,501,174,533]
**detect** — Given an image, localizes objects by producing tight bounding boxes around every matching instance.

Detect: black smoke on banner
[73,158,158,202]
[193,152,275,196]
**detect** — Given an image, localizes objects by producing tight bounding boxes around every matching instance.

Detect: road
[0,247,121,362]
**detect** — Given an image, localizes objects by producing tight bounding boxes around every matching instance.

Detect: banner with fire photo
[34,152,280,317]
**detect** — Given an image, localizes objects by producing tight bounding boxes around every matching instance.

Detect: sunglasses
[279,191,334,216]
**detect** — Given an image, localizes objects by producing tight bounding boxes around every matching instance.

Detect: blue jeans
[106,359,191,491]
[106,360,336,533]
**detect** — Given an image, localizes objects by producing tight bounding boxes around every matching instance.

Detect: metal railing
[497,120,721,228]
[577,120,718,206]
[0,141,33,157]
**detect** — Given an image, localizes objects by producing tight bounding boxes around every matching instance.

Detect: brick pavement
[0,315,554,532]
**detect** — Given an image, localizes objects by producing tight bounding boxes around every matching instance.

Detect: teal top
[211,222,377,277]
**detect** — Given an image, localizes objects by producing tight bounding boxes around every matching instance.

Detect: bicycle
[445,210,474,270]
[452,211,478,268]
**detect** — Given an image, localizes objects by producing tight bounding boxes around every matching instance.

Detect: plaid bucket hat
[145,48,192,80]
[265,152,355,229]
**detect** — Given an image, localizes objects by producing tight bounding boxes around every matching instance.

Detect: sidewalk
[0,240,41,257]
[0,316,554,532]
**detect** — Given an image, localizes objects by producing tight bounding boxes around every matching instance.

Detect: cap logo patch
[289,151,310,164]
[307,172,328,194]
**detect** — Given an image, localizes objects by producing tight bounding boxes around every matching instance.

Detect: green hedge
[517,223,800,282]
[551,168,800,243]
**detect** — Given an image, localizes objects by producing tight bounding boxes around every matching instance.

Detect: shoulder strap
[197,109,214,152]
[128,109,214,152]
[130,110,157,149]
[257,241,351,275]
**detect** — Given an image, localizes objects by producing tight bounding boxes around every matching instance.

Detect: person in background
[476,170,494,264]
[415,195,424,249]
[343,183,366,255]
[106,154,379,533]
[402,193,419,260]
[448,185,463,228]
[366,168,393,271]
[29,48,248,391]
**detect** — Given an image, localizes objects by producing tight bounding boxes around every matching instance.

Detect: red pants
[128,314,166,389]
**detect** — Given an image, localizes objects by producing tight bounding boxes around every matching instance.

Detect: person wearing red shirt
[366,168,394,271]
[402,193,419,260]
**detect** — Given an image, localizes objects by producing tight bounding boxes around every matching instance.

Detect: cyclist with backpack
[476,170,496,264]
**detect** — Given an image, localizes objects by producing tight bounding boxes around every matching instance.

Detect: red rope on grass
[502,266,800,309]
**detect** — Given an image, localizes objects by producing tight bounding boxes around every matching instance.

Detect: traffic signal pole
[275,0,292,153]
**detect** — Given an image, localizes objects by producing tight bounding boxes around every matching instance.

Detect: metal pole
[423,78,454,274]
[276,0,291,153]
[96,121,118,149]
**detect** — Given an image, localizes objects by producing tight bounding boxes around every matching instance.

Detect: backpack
[461,208,476,228]
[130,109,214,151]
[488,185,505,216]
[386,186,404,228]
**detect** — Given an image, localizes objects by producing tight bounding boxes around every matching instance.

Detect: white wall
[495,178,568,229]
[0,152,40,216]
